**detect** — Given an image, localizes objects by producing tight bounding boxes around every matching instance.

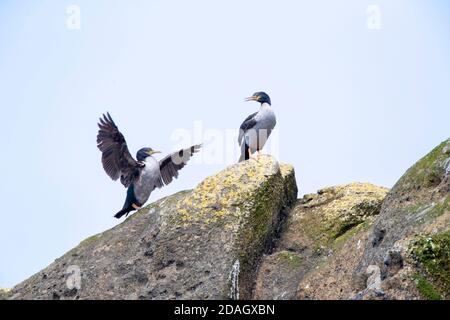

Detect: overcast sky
[1,0,449,287]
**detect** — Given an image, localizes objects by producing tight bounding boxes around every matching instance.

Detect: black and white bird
[97,113,201,218]
[238,92,276,162]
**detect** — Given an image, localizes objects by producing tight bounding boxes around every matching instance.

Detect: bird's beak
[148,150,161,155]
[245,96,258,102]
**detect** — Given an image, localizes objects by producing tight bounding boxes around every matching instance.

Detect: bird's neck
[260,102,271,110]
[143,156,156,163]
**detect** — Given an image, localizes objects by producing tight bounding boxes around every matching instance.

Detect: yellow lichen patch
[305,183,388,218]
[0,288,11,300]
[279,164,293,178]
[321,183,388,218]
[293,182,389,246]
[176,156,280,225]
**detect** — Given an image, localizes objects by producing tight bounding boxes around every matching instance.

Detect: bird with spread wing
[97,113,201,218]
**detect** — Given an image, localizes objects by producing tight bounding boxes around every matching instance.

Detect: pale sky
[0,0,449,287]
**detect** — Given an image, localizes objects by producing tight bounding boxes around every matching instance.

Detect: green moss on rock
[237,168,284,264]
[148,155,297,300]
[412,273,443,300]
[429,195,450,219]
[277,251,302,269]
[410,230,450,298]
[333,218,373,249]
[235,162,297,298]
[78,233,103,248]
[398,139,450,190]
[65,232,103,258]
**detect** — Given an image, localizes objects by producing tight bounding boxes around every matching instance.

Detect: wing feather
[158,144,202,186]
[96,112,142,188]
[238,112,258,145]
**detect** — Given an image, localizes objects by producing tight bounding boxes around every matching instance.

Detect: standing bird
[238,92,276,162]
[97,113,201,218]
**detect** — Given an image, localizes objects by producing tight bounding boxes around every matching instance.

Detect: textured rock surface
[0,288,11,300]
[354,139,450,300]
[253,139,450,300]
[253,183,389,299]
[10,156,297,300]
[7,139,450,300]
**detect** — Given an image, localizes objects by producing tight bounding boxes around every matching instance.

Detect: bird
[97,112,201,218]
[238,91,276,162]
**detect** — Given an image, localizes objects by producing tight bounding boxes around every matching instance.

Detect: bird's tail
[114,207,133,219]
[114,185,138,219]
[239,142,250,162]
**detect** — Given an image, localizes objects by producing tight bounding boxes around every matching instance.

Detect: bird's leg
[253,150,261,160]
[249,148,257,160]
[132,203,141,210]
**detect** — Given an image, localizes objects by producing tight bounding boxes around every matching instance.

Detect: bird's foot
[132,203,142,210]
[253,151,262,160]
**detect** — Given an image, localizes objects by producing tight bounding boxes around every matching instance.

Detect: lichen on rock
[9,155,297,300]
[254,182,388,300]
[175,155,286,226]
[286,183,388,249]
[398,140,450,191]
[148,156,298,299]
[7,139,450,300]
[354,138,450,300]
[0,288,11,300]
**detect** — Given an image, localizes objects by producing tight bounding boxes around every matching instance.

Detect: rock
[253,183,389,299]
[0,288,11,300]
[355,139,450,300]
[365,265,382,291]
[9,155,297,300]
[8,139,450,300]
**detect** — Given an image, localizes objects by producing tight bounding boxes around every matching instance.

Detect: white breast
[134,157,161,204]
[255,104,276,129]
[245,103,276,151]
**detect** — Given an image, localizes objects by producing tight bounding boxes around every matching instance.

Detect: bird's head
[136,148,161,161]
[245,91,271,105]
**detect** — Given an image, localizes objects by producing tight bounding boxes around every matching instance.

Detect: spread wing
[96,112,142,188]
[238,112,258,145]
[158,144,202,186]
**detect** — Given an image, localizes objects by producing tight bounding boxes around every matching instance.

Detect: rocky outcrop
[7,139,450,300]
[9,156,297,300]
[354,139,450,300]
[253,139,450,300]
[254,183,389,299]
